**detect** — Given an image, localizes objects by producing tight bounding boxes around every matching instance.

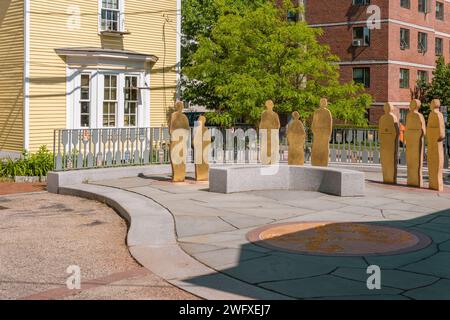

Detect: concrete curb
[57,183,290,300]
[47,164,195,194]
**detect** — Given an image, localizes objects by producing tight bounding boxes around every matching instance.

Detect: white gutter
[176,0,182,100]
[23,0,30,151]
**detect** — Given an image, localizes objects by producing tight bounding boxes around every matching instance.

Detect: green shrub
[28,146,53,177]
[0,145,54,178]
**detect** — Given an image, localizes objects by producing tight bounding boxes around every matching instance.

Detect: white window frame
[98,0,125,33]
[71,70,98,129]
[101,73,119,128]
[69,70,147,129]
[80,73,91,127]
[124,75,139,127]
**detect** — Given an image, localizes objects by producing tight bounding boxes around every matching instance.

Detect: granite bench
[209,165,365,197]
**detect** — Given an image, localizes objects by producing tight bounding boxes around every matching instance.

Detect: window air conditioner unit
[352,39,363,47]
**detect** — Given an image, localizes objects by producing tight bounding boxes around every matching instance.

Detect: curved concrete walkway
[57,171,450,300]
[58,183,289,300]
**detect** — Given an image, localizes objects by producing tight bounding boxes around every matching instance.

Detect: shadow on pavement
[183,209,450,300]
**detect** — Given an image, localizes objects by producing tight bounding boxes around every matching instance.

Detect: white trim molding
[176,0,181,100]
[372,102,411,106]
[55,48,158,63]
[309,19,450,39]
[23,0,30,151]
[337,60,436,69]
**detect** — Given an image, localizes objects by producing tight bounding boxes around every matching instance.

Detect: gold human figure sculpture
[427,99,445,191]
[193,115,211,181]
[379,103,400,184]
[405,99,426,188]
[311,98,333,167]
[169,101,190,182]
[287,111,306,165]
[259,100,281,165]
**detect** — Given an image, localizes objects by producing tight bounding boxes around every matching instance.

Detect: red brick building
[304,0,450,124]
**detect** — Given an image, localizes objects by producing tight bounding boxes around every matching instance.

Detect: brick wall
[304,0,450,125]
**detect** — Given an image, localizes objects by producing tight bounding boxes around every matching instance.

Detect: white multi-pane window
[70,70,148,129]
[103,74,118,127]
[100,0,122,32]
[124,76,138,126]
[80,74,90,127]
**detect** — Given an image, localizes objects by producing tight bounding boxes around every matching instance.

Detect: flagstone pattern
[86,174,450,300]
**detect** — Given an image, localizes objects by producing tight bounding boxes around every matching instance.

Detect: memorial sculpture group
[379,99,445,191]
[169,98,333,182]
[169,98,445,192]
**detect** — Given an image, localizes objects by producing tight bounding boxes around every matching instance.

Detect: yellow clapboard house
[0,0,180,157]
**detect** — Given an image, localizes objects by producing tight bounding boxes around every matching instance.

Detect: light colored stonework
[209,165,365,197]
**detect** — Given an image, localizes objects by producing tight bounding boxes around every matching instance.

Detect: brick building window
[435,37,443,56]
[400,28,410,50]
[287,10,298,23]
[400,0,410,9]
[417,70,429,83]
[353,68,370,88]
[352,0,370,5]
[418,0,430,13]
[418,32,428,53]
[400,109,408,124]
[400,69,410,88]
[436,2,444,20]
[352,27,370,46]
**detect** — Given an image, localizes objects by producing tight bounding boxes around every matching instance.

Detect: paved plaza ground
[0,192,196,300]
[87,169,450,300]
[2,168,450,300]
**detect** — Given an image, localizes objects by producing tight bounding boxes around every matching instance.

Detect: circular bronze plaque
[247,222,431,256]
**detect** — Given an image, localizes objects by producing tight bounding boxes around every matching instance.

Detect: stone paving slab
[219,215,275,229]
[364,244,439,269]
[439,240,450,251]
[400,252,450,279]
[171,275,291,300]
[175,216,237,238]
[332,268,438,290]
[192,248,269,269]
[219,254,339,284]
[260,275,402,299]
[403,279,450,300]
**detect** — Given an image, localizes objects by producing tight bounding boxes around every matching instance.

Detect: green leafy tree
[181,0,267,110]
[183,0,372,127]
[413,56,450,124]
